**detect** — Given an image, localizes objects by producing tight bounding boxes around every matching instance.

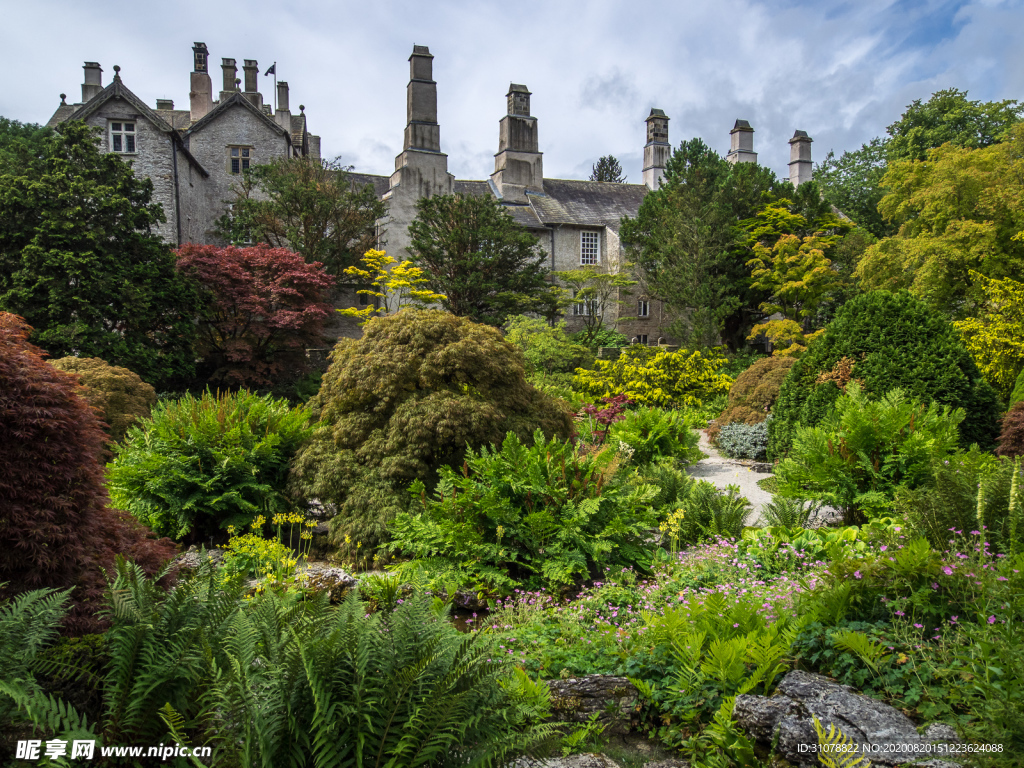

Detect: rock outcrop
[547,675,639,735]
[734,670,957,767]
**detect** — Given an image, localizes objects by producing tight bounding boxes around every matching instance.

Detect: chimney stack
[190,43,214,121]
[220,58,238,100]
[726,119,756,164]
[491,83,543,202]
[642,108,670,190]
[788,130,813,187]
[156,98,174,110]
[275,81,291,130]
[242,59,263,109]
[403,45,441,153]
[308,135,322,162]
[81,62,103,102]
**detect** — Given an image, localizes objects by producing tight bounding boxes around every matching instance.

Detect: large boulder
[296,563,358,602]
[734,671,956,767]
[547,675,639,735]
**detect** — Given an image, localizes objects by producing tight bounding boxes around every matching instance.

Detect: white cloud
[3,0,1020,183]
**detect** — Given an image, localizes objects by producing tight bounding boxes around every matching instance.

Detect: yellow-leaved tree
[954,271,1024,401]
[855,123,1024,315]
[337,249,446,324]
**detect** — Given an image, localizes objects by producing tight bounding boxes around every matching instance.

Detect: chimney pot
[221,58,238,93]
[193,42,209,73]
[156,98,174,110]
[242,59,258,92]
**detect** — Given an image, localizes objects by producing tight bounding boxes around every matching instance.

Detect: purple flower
[988,616,997,624]
[914,623,923,629]
[942,566,953,575]
[854,571,862,579]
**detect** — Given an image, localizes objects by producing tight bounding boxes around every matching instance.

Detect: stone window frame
[636,334,649,345]
[109,121,137,154]
[573,298,601,317]
[637,299,650,318]
[227,145,252,175]
[580,231,600,265]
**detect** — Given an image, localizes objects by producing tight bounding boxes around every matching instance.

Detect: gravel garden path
[686,431,775,526]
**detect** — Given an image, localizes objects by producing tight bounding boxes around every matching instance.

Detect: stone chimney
[81,62,103,102]
[190,43,214,122]
[220,58,238,101]
[788,130,813,187]
[491,83,543,202]
[242,60,263,109]
[642,108,670,190]
[308,135,322,162]
[403,45,441,152]
[156,99,174,110]
[726,119,756,164]
[275,81,291,130]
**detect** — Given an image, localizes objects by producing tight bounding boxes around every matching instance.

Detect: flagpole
[266,62,278,112]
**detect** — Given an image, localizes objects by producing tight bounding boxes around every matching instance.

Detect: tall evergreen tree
[590,155,627,183]
[0,120,199,390]
[620,138,781,349]
[408,193,555,326]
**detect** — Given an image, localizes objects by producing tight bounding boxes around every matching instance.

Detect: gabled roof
[62,75,177,134]
[46,103,77,128]
[526,179,648,231]
[157,109,192,130]
[184,91,290,140]
[453,179,492,198]
[349,172,390,197]
[290,113,306,151]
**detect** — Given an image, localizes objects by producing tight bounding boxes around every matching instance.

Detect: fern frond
[813,715,872,768]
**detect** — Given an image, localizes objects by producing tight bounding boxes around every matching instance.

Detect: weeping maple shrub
[48,356,157,442]
[0,313,177,633]
[997,402,1024,458]
[175,243,335,389]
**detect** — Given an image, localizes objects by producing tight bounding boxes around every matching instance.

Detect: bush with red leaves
[996,402,1024,458]
[0,313,177,634]
[176,244,335,388]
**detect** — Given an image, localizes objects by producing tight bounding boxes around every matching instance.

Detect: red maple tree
[176,244,335,388]
[0,313,177,634]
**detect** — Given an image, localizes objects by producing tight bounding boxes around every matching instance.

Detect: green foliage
[1012,368,1024,407]
[608,407,701,466]
[897,449,1024,554]
[554,266,637,345]
[590,155,627,183]
[639,465,751,543]
[389,431,660,595]
[715,420,770,461]
[215,155,386,279]
[620,137,784,349]
[576,326,629,350]
[857,124,1024,316]
[290,310,574,559]
[107,389,313,541]
[0,121,200,390]
[504,315,594,376]
[574,345,732,409]
[409,193,554,325]
[758,497,820,529]
[49,356,157,442]
[711,356,794,445]
[768,290,1002,458]
[776,384,963,524]
[814,137,892,238]
[955,271,1024,401]
[813,716,872,768]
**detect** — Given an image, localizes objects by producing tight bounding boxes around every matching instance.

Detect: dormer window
[228,146,251,174]
[110,122,136,153]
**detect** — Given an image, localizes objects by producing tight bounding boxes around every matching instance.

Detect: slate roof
[157,109,192,130]
[453,180,492,198]
[526,179,648,231]
[184,92,290,142]
[290,113,306,151]
[349,172,390,197]
[46,103,77,128]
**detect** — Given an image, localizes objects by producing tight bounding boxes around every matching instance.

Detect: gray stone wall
[83,99,178,244]
[183,102,291,243]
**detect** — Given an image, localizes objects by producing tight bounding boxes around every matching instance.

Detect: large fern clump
[290,309,573,559]
[107,389,313,541]
[0,313,177,633]
[389,430,660,595]
[48,356,156,442]
[3,559,557,765]
[768,290,1001,459]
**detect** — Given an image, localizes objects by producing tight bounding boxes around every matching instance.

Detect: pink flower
[914,623,923,628]
[942,566,953,575]
[854,571,862,579]
[988,616,997,624]
[949,616,958,624]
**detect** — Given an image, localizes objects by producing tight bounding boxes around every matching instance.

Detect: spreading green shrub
[107,390,313,541]
[574,345,732,409]
[768,290,1001,459]
[608,407,701,466]
[505,315,594,376]
[716,419,771,461]
[997,402,1024,458]
[389,431,660,595]
[1012,368,1024,407]
[776,384,963,524]
[49,356,156,442]
[725,355,795,413]
[638,463,751,544]
[290,309,573,559]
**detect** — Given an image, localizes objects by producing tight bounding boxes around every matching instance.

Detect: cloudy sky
[4,0,1023,183]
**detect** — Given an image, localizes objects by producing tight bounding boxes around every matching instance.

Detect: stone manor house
[47,44,816,344]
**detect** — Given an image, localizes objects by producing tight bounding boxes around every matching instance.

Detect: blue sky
[4,0,1022,183]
